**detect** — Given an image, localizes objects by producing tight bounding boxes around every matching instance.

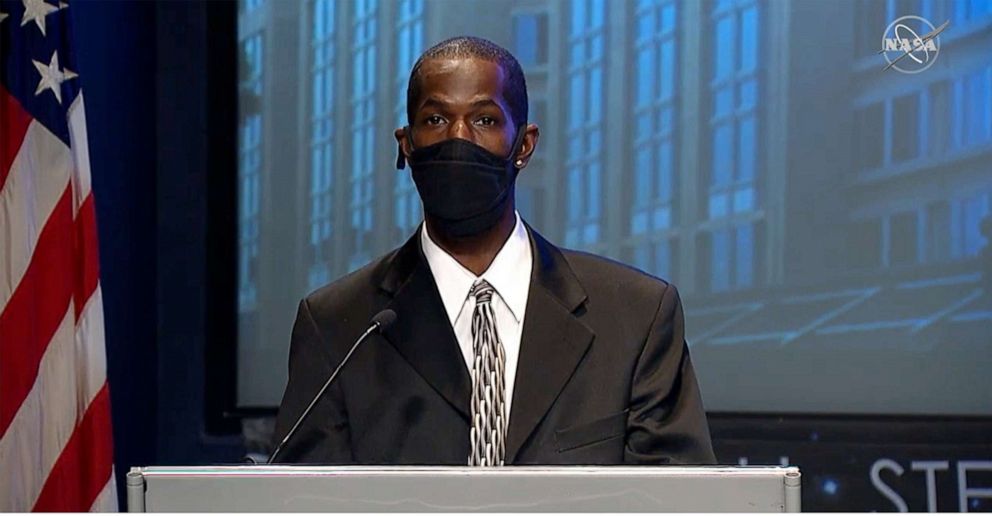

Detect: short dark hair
[406,36,528,129]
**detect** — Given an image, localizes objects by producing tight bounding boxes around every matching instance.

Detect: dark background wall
[71,0,242,502]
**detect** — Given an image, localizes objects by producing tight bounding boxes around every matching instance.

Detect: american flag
[0,0,116,511]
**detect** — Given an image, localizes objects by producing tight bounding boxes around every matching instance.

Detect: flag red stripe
[0,86,33,190]
[73,194,100,319]
[32,383,115,512]
[0,185,74,437]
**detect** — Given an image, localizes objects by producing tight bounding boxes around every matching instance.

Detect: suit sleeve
[624,284,717,465]
[272,298,355,464]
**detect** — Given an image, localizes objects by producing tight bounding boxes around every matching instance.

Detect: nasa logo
[880,15,948,74]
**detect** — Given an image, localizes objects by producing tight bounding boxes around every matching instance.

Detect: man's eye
[476,116,497,126]
[425,115,445,125]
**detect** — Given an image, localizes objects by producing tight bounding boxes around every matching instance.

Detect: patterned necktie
[467,280,507,466]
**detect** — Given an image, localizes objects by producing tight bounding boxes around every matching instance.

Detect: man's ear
[513,123,540,169]
[394,126,413,169]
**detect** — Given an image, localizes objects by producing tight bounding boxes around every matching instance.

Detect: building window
[238,33,264,311]
[704,224,757,292]
[564,0,606,250]
[887,210,919,266]
[956,65,992,149]
[627,0,678,279]
[517,97,546,224]
[855,103,885,171]
[889,0,922,17]
[855,0,887,57]
[846,218,883,270]
[705,0,760,292]
[393,0,424,240]
[852,193,991,269]
[951,192,991,259]
[927,81,952,156]
[890,92,921,163]
[630,239,677,282]
[349,0,378,271]
[924,200,951,263]
[513,12,548,68]
[954,0,992,24]
[308,0,336,290]
[858,89,931,171]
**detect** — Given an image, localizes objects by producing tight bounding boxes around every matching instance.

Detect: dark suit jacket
[273,225,716,465]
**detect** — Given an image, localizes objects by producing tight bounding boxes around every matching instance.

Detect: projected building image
[235,0,992,415]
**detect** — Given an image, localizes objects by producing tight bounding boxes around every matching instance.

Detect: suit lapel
[374,225,594,457]
[378,229,471,421]
[505,227,593,464]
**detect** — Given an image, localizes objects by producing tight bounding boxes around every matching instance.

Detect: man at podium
[274,36,715,466]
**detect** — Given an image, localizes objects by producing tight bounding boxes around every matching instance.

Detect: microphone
[267,309,397,464]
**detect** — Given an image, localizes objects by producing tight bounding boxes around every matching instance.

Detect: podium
[126,465,801,512]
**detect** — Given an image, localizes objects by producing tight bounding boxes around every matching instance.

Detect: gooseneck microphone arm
[267,309,397,464]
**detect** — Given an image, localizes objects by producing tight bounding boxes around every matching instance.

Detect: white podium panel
[127,466,801,512]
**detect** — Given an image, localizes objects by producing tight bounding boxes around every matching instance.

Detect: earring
[515,159,525,167]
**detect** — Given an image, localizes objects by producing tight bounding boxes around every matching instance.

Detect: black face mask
[397,126,526,238]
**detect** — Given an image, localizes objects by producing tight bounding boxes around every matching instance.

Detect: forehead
[413,57,509,108]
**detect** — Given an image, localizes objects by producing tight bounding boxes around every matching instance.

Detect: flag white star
[21,0,58,36]
[0,10,8,24]
[33,51,75,104]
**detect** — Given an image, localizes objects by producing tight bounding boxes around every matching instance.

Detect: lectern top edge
[127,466,802,512]
[130,465,800,478]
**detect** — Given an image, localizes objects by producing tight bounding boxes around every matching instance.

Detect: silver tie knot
[470,280,495,305]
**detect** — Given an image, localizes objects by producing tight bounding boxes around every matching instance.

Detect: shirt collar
[420,212,532,325]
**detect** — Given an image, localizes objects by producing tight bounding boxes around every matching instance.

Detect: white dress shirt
[420,212,533,417]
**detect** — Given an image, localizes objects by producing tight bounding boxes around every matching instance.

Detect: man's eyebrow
[417,96,504,111]
[419,97,448,109]
[469,98,503,110]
